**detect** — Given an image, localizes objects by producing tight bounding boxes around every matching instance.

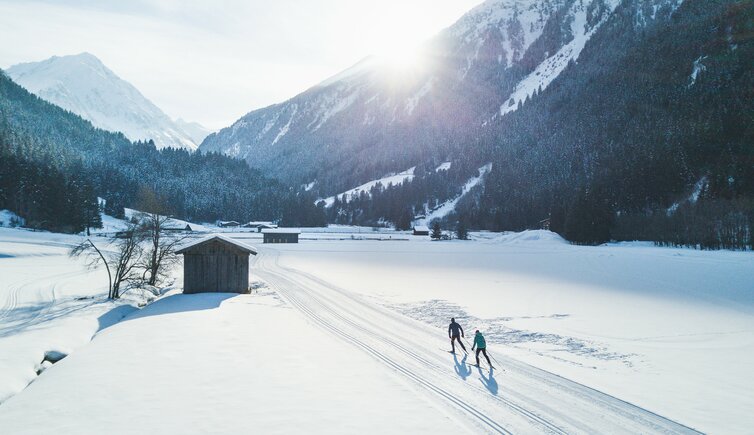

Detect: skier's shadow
[477,366,498,395]
[453,353,471,380]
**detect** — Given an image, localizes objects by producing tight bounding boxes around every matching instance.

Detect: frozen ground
[0,226,751,433]
[0,290,468,434]
[268,230,754,433]
[0,228,174,403]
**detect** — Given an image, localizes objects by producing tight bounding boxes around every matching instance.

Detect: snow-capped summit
[7,53,202,150]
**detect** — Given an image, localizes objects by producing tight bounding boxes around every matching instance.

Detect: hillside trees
[0,71,325,231]
[431,221,442,240]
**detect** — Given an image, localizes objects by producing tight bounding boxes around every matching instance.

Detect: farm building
[242,221,278,232]
[262,228,300,244]
[217,220,240,228]
[413,225,430,236]
[164,223,193,232]
[176,235,257,294]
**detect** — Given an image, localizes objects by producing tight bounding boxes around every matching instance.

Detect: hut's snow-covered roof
[176,234,257,255]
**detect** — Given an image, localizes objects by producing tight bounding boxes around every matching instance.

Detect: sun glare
[374,41,426,75]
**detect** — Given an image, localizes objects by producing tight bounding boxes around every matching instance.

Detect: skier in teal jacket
[471,330,492,367]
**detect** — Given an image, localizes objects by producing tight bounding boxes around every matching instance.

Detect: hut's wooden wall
[263,233,299,244]
[183,241,249,294]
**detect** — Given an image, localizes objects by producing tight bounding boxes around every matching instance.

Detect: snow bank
[0,291,465,434]
[0,228,153,403]
[0,228,179,404]
[0,210,24,228]
[476,230,568,246]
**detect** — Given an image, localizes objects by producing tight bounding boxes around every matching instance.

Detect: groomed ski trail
[254,247,701,434]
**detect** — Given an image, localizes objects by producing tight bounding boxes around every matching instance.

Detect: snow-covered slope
[175,118,212,145]
[7,53,201,150]
[200,0,594,185]
[415,163,492,226]
[200,0,673,214]
[319,167,416,207]
[501,0,621,115]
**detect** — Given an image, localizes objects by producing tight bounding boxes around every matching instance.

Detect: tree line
[0,70,325,234]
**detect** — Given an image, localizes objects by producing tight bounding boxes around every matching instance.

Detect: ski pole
[464,336,499,369]
[488,351,502,368]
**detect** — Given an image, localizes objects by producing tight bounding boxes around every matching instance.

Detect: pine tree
[455,216,469,240]
[431,221,442,240]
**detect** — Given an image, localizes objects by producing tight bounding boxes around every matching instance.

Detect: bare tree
[71,223,144,299]
[135,187,185,286]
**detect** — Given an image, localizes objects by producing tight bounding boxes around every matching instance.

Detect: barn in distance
[176,235,257,294]
[262,228,300,244]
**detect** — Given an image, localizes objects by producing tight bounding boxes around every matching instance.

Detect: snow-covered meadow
[0,228,175,403]
[0,290,468,434]
[267,230,754,433]
[0,225,751,433]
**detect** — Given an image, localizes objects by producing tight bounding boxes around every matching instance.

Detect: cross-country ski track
[254,247,701,434]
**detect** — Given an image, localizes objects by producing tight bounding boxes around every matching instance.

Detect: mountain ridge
[199,0,627,195]
[7,53,205,150]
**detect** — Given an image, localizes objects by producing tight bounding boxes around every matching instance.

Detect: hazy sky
[0,0,482,129]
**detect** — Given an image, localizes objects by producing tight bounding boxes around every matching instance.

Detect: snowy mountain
[175,118,212,145]
[7,53,201,150]
[200,0,625,192]
[200,0,753,244]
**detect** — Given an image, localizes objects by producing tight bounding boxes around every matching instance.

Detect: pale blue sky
[0,0,482,129]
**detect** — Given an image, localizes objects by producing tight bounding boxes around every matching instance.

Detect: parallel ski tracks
[254,248,701,435]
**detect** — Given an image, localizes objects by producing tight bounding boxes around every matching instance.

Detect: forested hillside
[201,0,609,194]
[462,0,753,248]
[0,71,324,233]
[319,0,754,249]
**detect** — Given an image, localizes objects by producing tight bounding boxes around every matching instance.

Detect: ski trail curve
[253,247,701,435]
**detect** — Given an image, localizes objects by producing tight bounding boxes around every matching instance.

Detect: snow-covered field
[0,290,468,434]
[0,228,172,403]
[268,231,754,433]
[0,226,751,433]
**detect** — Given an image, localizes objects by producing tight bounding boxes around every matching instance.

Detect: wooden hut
[413,225,430,236]
[176,235,257,294]
[262,228,300,244]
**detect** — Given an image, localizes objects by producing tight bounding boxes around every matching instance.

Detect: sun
[374,42,426,75]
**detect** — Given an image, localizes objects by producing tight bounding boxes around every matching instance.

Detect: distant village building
[262,228,300,244]
[114,230,133,239]
[413,225,430,236]
[176,235,257,294]
[164,223,193,232]
[241,221,278,232]
[217,220,240,228]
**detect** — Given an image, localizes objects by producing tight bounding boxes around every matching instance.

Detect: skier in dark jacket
[471,330,492,368]
[448,318,467,353]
